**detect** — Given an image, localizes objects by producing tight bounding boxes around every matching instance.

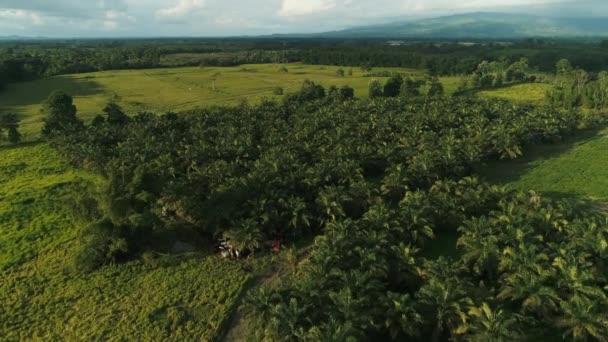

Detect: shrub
[384,74,404,97]
[368,80,383,99]
[74,217,129,272]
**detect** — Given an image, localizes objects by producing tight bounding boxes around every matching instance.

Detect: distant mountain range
[0,35,49,41]
[318,12,608,39]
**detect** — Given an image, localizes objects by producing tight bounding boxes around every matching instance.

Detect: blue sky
[0,0,602,37]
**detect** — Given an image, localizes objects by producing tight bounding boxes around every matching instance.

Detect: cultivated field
[0,144,252,340]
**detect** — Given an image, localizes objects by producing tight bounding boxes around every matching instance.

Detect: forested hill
[319,12,608,39]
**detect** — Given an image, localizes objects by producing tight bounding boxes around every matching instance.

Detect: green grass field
[0,63,433,137]
[0,144,252,340]
[477,83,551,104]
[478,128,608,201]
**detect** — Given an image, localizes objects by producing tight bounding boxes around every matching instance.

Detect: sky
[0,0,604,37]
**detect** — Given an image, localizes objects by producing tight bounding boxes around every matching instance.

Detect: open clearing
[0,63,429,137]
[0,144,251,341]
[478,128,608,201]
[477,83,551,104]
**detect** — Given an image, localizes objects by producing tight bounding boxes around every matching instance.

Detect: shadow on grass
[540,191,608,216]
[0,75,104,108]
[474,128,606,186]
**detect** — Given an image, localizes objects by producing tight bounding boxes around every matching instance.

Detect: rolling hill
[319,12,608,39]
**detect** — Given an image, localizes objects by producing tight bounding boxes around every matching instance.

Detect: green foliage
[0,144,251,340]
[74,217,129,272]
[256,182,608,341]
[427,77,444,97]
[286,80,326,103]
[368,79,383,98]
[383,74,403,97]
[41,91,84,137]
[543,59,608,110]
[328,85,355,101]
[0,112,21,144]
[103,102,129,126]
[400,77,426,98]
[47,96,582,272]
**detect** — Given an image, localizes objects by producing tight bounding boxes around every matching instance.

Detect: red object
[271,240,281,253]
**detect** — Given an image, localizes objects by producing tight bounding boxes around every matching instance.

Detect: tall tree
[427,77,445,97]
[368,79,383,99]
[41,91,83,137]
[0,112,21,144]
[384,74,404,97]
[103,102,129,126]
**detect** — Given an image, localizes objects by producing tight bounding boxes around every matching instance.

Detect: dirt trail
[219,247,311,342]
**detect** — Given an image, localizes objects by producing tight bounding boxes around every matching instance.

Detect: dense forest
[34,70,608,339]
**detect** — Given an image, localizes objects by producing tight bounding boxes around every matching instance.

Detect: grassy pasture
[478,128,608,201]
[0,63,429,137]
[477,83,551,104]
[0,144,251,340]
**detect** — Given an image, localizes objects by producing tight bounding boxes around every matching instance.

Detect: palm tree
[552,255,607,301]
[383,292,423,339]
[223,218,263,256]
[417,276,473,342]
[456,303,522,342]
[457,218,500,279]
[304,319,359,341]
[555,295,608,341]
[497,243,559,316]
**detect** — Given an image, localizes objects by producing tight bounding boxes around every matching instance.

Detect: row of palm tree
[251,180,608,341]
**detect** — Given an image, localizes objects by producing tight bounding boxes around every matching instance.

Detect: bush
[286,80,326,103]
[479,74,495,89]
[368,80,383,99]
[339,85,355,100]
[427,78,444,97]
[384,74,404,97]
[74,218,129,272]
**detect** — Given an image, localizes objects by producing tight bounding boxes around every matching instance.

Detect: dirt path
[219,271,278,342]
[219,247,311,341]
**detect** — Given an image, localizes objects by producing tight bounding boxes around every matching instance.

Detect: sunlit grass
[478,128,608,200]
[0,63,431,137]
[477,83,551,104]
[0,144,251,340]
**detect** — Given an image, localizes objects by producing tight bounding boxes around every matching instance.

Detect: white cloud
[0,0,603,37]
[279,0,336,17]
[0,9,44,25]
[0,9,44,30]
[156,0,205,18]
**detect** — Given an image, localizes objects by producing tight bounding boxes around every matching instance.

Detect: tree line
[5,38,608,91]
[0,45,161,86]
